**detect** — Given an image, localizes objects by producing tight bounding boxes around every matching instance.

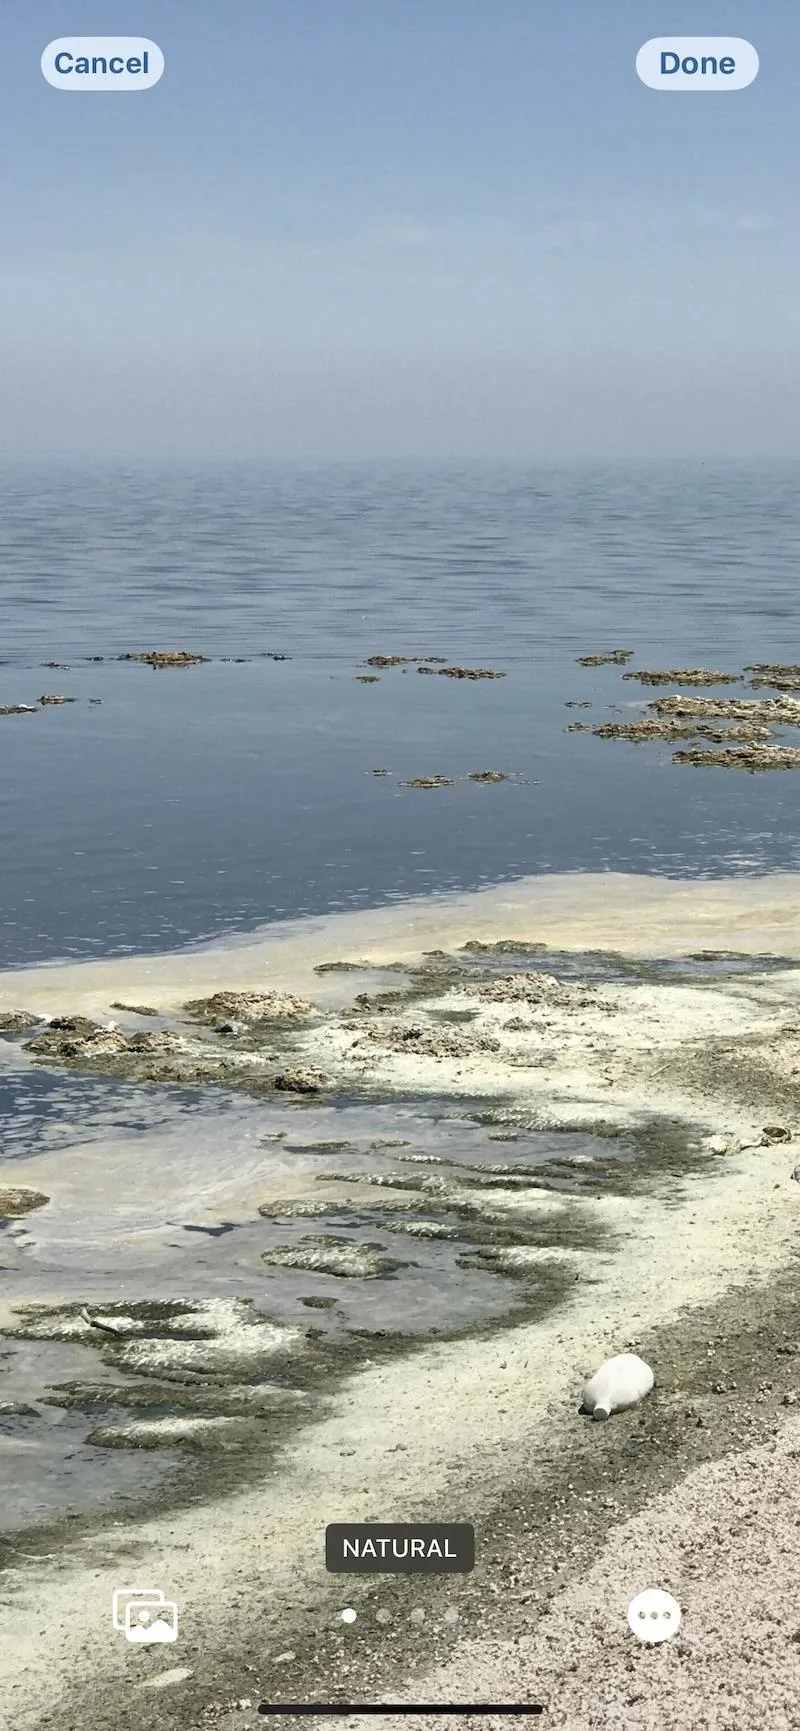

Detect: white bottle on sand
[582,1352,654,1421]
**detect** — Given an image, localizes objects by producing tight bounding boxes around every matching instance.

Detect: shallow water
[0,1058,626,1535]
[3,458,800,967]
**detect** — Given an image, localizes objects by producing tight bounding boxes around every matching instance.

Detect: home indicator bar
[258,1706,545,1717]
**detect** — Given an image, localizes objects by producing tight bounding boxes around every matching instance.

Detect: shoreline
[2,869,800,1729]
[3,869,800,1019]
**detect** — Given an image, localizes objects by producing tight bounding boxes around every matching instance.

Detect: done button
[41,38,164,91]
[636,37,758,91]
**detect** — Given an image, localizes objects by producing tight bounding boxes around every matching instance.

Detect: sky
[1,1,798,458]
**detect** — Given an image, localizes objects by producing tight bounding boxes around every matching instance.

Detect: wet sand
[2,871,800,1730]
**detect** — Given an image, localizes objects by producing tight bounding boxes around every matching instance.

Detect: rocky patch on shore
[261,1234,407,1279]
[350,1021,502,1058]
[0,1009,45,1034]
[462,969,609,1011]
[183,990,315,1025]
[8,1296,303,1382]
[0,1187,49,1217]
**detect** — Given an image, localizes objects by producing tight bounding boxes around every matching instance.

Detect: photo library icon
[112,1586,179,1645]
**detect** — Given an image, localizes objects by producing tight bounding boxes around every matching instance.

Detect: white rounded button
[636,38,758,92]
[42,38,165,91]
[627,1588,682,1644]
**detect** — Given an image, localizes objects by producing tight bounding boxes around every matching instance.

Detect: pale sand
[2,871,800,1729]
[373,1418,800,1731]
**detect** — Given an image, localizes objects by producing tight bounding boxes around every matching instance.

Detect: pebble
[137,1667,193,1691]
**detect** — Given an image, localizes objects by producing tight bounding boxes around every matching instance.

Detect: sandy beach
[2,870,800,1730]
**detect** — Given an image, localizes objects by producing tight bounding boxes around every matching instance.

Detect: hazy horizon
[2,1,795,458]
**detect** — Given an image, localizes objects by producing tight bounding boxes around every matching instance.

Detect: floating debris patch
[745,664,800,676]
[592,720,775,744]
[649,695,800,725]
[118,650,209,667]
[419,665,506,680]
[576,650,633,666]
[622,668,742,687]
[749,674,800,692]
[401,776,454,789]
[673,744,800,772]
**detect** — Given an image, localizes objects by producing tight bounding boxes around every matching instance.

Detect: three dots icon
[627,1588,682,1644]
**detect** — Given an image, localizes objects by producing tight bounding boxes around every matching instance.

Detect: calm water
[2,457,800,967]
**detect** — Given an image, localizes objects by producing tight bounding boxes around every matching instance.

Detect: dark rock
[0,1186,49,1217]
[26,1016,128,1060]
[0,1010,45,1035]
[274,1069,327,1094]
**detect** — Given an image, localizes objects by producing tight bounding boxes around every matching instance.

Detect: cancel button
[326,1522,475,1574]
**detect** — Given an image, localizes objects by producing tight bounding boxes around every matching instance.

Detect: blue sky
[2,1,796,456]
